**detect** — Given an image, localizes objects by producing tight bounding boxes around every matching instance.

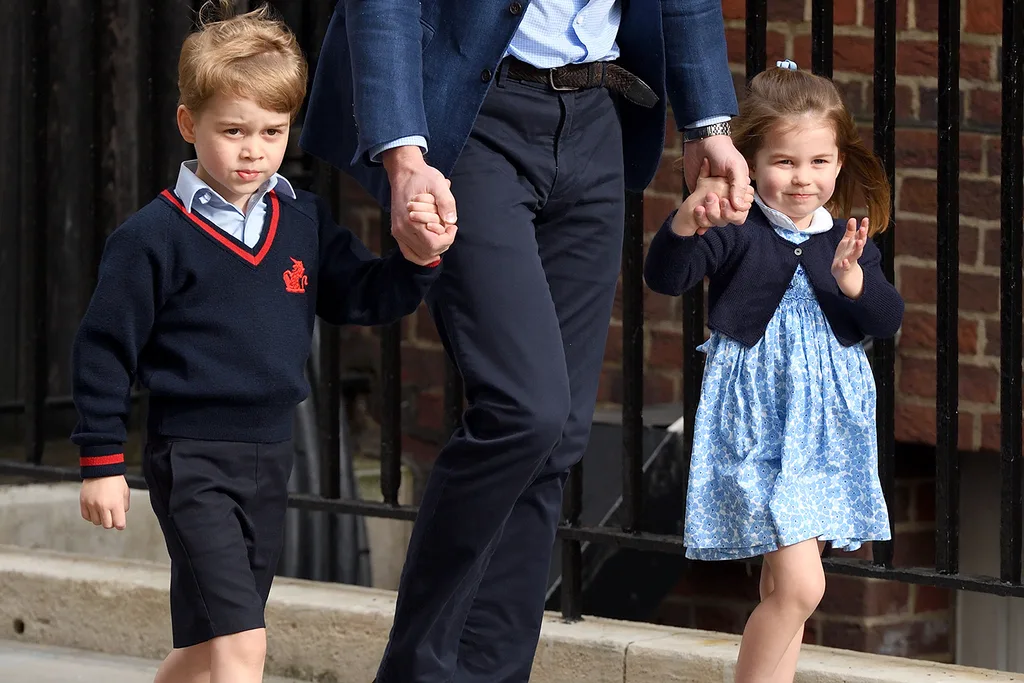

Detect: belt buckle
[548,68,577,92]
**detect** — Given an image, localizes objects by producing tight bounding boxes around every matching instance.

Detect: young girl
[644,62,904,683]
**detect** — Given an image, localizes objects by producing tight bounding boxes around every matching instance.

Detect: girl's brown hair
[178,1,307,120]
[732,67,891,235]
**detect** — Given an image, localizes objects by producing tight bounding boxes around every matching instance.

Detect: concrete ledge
[0,545,1020,683]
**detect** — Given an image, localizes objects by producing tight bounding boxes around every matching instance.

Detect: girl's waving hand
[832,217,869,299]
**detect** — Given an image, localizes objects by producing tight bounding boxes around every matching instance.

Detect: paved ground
[0,640,307,682]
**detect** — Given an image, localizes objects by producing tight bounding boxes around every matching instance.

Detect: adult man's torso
[300,0,675,206]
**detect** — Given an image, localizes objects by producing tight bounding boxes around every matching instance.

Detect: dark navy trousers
[376,63,626,683]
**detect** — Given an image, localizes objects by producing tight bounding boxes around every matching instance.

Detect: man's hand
[80,475,130,530]
[683,134,751,223]
[383,146,457,266]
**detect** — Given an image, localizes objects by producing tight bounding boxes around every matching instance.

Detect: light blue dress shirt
[506,0,621,68]
[172,160,297,248]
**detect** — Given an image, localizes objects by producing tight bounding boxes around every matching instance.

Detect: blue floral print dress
[683,197,891,561]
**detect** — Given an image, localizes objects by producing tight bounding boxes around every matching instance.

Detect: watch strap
[682,120,732,143]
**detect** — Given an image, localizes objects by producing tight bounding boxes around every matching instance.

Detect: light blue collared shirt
[172,160,297,248]
[506,0,621,69]
[369,1,729,162]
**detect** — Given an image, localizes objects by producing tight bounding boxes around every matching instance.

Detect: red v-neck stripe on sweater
[160,188,279,266]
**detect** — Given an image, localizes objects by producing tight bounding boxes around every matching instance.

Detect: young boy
[72,4,454,682]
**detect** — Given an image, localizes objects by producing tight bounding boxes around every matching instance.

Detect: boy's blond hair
[178,1,307,119]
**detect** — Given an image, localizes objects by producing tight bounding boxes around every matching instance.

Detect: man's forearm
[662,0,739,127]
[382,144,427,178]
[344,0,429,164]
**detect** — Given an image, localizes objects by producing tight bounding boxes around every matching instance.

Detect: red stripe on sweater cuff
[426,257,441,268]
[80,453,125,468]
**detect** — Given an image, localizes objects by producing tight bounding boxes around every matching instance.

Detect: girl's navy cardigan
[643,204,904,347]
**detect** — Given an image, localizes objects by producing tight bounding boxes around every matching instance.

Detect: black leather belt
[504,57,659,108]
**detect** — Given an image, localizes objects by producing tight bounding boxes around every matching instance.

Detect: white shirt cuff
[684,115,732,129]
[369,136,428,163]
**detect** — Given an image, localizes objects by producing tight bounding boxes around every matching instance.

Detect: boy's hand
[672,159,753,237]
[405,193,457,264]
[833,217,868,299]
[407,193,447,235]
[80,475,130,530]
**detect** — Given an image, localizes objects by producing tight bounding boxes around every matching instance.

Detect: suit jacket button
[481,68,492,82]
[509,1,523,14]
[794,247,803,256]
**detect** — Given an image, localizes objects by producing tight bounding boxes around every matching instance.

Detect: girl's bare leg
[734,539,825,683]
[758,562,804,683]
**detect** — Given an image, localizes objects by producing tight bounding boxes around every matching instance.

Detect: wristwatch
[682,120,732,143]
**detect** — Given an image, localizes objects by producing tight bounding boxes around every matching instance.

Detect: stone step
[3,545,1023,683]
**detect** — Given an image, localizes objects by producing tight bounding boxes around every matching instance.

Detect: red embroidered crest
[283,258,308,294]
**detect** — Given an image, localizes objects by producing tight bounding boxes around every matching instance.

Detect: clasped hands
[672,134,755,237]
[383,146,458,266]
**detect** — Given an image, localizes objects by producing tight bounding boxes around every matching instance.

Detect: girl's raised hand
[832,218,868,273]
[832,217,869,299]
[406,193,448,236]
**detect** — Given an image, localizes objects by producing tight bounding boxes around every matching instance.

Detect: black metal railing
[998,0,1024,585]
[935,0,961,577]
[2,0,1024,629]
[871,0,899,573]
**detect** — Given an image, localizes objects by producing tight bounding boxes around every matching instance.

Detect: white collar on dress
[754,192,834,235]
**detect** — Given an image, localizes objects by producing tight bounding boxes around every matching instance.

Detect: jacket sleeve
[661,0,739,127]
[840,238,905,339]
[315,197,440,325]
[643,211,736,295]
[71,227,164,480]
[344,0,429,164]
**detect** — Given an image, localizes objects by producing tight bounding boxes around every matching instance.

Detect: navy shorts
[142,438,294,649]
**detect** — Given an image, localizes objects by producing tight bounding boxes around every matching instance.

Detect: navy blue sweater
[643,205,904,347]
[72,188,439,479]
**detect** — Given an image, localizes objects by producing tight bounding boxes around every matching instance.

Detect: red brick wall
[330,0,1012,661]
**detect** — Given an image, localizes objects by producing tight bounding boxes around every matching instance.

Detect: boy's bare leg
[209,628,267,683]
[153,641,211,683]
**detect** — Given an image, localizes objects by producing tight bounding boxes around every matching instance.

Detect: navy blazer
[299,0,739,207]
[643,205,905,347]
